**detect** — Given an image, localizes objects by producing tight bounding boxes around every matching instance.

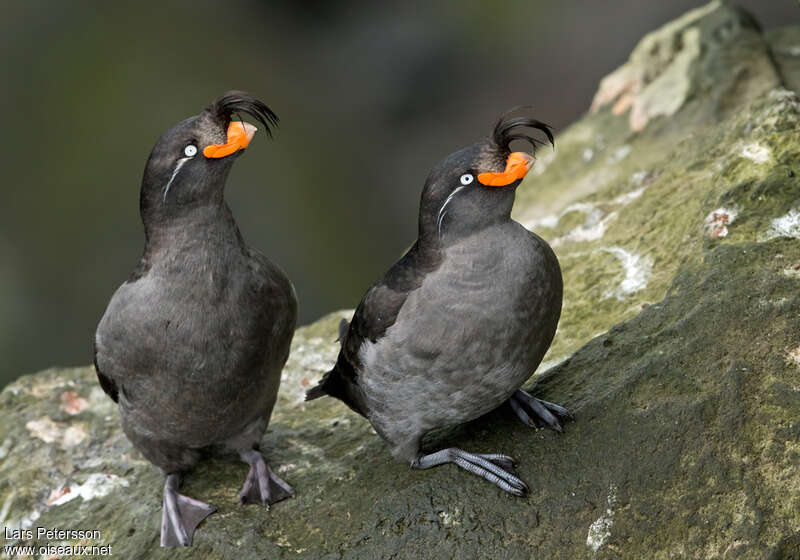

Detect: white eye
[184,145,198,157]
[460,173,474,185]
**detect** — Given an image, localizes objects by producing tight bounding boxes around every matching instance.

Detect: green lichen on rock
[514,2,796,366]
[2,3,800,558]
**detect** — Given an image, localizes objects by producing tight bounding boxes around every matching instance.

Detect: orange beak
[477,152,534,187]
[203,121,258,159]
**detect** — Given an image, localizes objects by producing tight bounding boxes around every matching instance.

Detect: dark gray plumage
[94,92,296,546]
[307,111,570,495]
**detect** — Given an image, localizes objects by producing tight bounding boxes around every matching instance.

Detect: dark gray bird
[307,111,570,495]
[94,92,297,546]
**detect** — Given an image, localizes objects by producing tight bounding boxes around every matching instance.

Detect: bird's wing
[341,282,410,366]
[307,242,441,413]
[92,277,147,406]
[342,241,439,368]
[305,282,411,416]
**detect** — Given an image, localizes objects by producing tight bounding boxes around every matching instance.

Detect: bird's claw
[509,389,573,431]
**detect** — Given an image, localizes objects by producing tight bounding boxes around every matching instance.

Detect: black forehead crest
[206,91,279,137]
[492,109,554,156]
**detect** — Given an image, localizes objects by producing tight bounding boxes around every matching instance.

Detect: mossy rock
[2,3,799,558]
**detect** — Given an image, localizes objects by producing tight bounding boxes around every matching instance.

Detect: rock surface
[2,3,800,558]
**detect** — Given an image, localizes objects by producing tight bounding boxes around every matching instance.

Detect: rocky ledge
[2,3,799,558]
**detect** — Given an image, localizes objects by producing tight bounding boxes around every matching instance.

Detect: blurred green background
[1,1,796,387]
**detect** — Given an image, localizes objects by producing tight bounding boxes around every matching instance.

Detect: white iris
[184,145,198,157]
[460,173,474,185]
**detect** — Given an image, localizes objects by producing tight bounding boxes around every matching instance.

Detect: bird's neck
[418,215,514,253]
[142,202,244,257]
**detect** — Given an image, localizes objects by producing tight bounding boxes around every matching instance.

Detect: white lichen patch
[608,144,631,163]
[438,507,462,527]
[762,208,800,240]
[536,214,560,229]
[528,202,610,244]
[612,186,646,205]
[21,510,40,530]
[49,473,129,506]
[62,425,88,448]
[526,184,649,247]
[782,264,800,278]
[601,247,653,300]
[25,417,87,449]
[0,490,15,526]
[630,171,651,187]
[555,203,616,245]
[2,509,41,536]
[587,485,618,551]
[740,142,771,164]
[45,488,71,506]
[534,203,591,229]
[25,417,61,443]
[565,213,617,244]
[704,207,738,238]
[519,166,618,226]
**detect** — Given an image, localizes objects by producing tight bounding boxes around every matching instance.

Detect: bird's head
[139,91,277,223]
[419,110,553,243]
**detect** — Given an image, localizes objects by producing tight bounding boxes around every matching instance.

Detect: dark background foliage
[1,0,796,386]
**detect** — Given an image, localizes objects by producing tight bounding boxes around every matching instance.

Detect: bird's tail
[305,378,329,401]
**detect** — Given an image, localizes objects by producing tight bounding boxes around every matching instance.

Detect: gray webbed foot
[239,449,295,507]
[161,473,216,547]
[509,389,573,431]
[412,448,528,496]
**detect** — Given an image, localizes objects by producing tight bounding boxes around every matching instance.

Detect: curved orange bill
[203,121,258,158]
[477,152,534,187]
